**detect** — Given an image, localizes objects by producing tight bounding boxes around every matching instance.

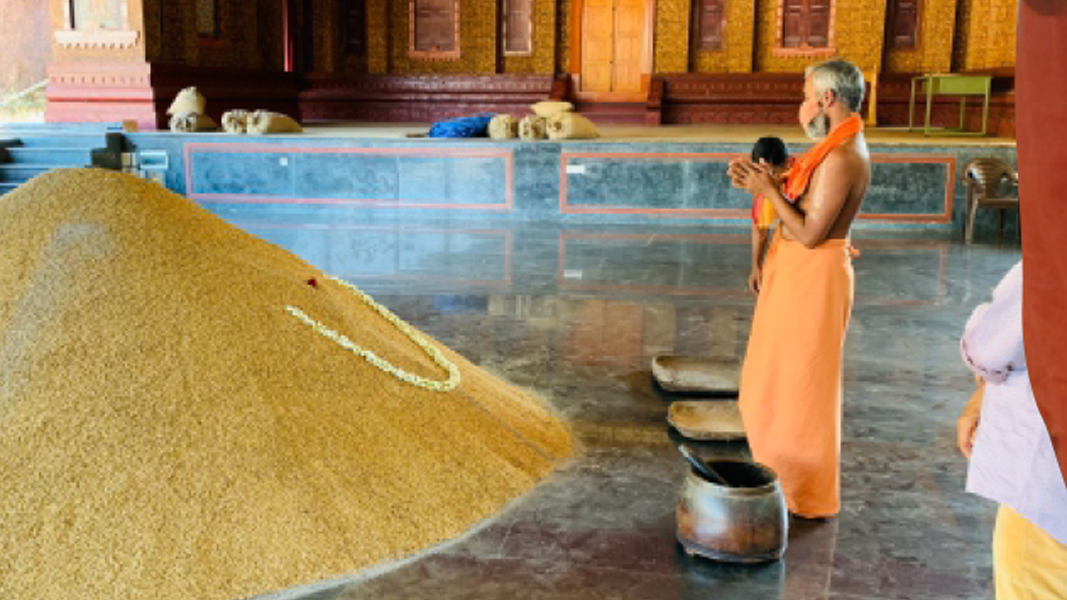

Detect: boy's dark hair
[751,137,790,167]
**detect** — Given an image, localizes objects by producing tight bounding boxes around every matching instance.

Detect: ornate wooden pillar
[46,0,299,130]
[46,0,157,129]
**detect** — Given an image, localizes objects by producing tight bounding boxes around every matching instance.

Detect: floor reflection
[234,217,1018,600]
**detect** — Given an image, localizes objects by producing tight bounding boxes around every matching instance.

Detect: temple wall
[148,0,282,70]
[369,0,557,74]
[33,0,1018,129]
[883,0,958,74]
[754,0,887,73]
[653,0,754,74]
[504,0,558,73]
[43,0,1013,77]
[953,0,1016,71]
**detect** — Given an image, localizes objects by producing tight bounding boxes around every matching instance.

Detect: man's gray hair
[805,59,865,113]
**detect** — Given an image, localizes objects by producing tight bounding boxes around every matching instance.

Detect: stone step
[0,122,120,132]
[0,134,105,148]
[577,111,648,126]
[573,103,649,126]
[0,164,58,184]
[3,147,92,165]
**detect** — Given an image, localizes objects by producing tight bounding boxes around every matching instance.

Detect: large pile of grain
[0,169,572,600]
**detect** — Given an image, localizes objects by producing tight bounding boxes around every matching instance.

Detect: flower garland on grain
[286,276,461,392]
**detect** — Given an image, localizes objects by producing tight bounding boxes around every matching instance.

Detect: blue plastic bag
[428,114,494,138]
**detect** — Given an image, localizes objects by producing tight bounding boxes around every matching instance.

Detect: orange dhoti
[739,232,855,518]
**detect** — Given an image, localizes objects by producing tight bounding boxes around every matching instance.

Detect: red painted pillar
[1017,0,1067,480]
[283,0,296,73]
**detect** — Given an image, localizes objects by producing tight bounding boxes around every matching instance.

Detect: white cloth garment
[963,261,1067,545]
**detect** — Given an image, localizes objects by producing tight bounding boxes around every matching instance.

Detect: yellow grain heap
[0,169,572,600]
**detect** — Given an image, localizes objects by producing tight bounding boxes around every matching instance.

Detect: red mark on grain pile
[307,278,318,289]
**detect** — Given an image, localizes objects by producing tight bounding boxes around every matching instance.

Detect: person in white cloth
[957,260,1067,599]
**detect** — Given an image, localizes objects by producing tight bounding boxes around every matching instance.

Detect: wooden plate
[652,356,740,395]
[668,400,746,441]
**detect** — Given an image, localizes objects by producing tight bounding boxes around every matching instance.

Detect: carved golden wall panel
[692,0,755,73]
[951,0,970,70]
[643,0,754,74]
[151,0,274,69]
[310,0,338,73]
[390,0,497,74]
[962,0,989,69]
[654,0,689,73]
[184,0,263,69]
[116,0,1015,80]
[755,0,887,73]
[557,0,571,72]
[885,0,956,74]
[956,0,1015,70]
[148,0,186,62]
[505,0,557,73]
[142,0,163,61]
[367,0,390,73]
[985,0,1016,68]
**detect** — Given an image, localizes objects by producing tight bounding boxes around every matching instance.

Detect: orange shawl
[783,114,865,201]
[750,115,864,229]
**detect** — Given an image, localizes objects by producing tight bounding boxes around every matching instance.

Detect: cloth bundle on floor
[168,113,219,133]
[519,115,547,140]
[247,110,303,134]
[166,87,217,133]
[222,109,251,134]
[167,87,206,116]
[0,169,572,600]
[546,112,600,140]
[429,114,493,138]
[223,110,303,134]
[488,114,520,140]
[531,101,574,118]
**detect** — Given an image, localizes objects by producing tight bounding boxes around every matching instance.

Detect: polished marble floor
[233,215,1023,600]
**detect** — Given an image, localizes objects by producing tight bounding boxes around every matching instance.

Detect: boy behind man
[748,137,791,295]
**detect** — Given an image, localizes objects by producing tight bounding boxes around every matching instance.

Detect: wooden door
[579,0,649,96]
[612,0,645,93]
[581,0,615,93]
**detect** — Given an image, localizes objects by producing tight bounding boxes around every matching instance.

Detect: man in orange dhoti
[728,60,871,518]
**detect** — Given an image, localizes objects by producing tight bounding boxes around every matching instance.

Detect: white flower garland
[286,276,461,392]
